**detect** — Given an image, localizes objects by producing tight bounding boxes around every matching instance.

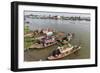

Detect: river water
[24,18,90,61]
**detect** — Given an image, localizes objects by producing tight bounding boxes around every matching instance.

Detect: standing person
[67,33,73,42]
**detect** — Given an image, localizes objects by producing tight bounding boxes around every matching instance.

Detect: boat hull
[29,41,57,49]
[48,46,81,60]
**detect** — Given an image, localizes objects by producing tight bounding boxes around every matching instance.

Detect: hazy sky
[24,11,90,17]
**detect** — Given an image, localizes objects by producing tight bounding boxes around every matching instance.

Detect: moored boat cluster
[24,28,81,60]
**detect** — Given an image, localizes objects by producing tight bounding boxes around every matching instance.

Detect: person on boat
[40,29,44,35]
[67,33,73,41]
[52,47,61,57]
[41,37,46,47]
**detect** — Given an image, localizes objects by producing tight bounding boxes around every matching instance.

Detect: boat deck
[48,47,81,60]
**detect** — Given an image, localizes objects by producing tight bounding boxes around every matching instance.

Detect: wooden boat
[47,45,81,60]
[26,29,66,49]
[26,32,74,50]
[24,28,75,50]
[24,32,33,37]
[28,35,57,49]
[55,32,74,44]
[29,41,57,49]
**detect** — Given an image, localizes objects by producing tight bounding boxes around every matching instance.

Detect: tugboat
[47,44,81,60]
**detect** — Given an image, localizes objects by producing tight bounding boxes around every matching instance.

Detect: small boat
[56,32,74,44]
[24,28,75,50]
[29,36,57,49]
[24,32,33,37]
[27,29,69,49]
[47,45,81,60]
[29,41,57,49]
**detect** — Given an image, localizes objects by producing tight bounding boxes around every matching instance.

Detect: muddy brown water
[24,18,90,61]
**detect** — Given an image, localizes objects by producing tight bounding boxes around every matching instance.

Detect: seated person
[52,48,61,57]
